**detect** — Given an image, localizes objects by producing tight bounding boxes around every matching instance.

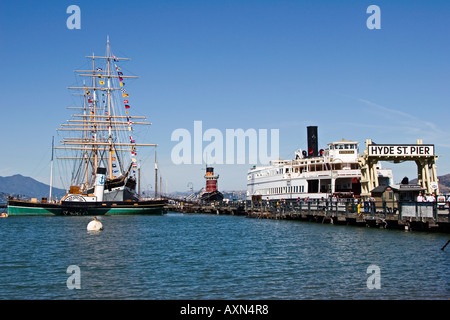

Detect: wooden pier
[167,200,246,216]
[167,198,450,233]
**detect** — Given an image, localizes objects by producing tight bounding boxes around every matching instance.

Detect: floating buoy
[0,212,8,218]
[87,217,103,231]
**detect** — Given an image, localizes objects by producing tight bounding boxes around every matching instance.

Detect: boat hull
[6,199,167,216]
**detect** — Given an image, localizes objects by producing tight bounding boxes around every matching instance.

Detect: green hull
[6,205,62,216]
[6,200,167,216]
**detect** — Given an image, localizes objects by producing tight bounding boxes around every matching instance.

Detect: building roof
[371,184,425,194]
[390,184,426,192]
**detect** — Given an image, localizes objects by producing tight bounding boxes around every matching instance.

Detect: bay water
[0,212,448,300]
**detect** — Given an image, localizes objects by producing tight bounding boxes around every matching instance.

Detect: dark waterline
[0,212,448,300]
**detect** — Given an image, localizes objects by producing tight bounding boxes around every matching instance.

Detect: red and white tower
[205,167,219,192]
[201,166,223,202]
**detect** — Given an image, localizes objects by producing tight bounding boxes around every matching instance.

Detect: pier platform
[167,200,246,216]
[167,198,450,233]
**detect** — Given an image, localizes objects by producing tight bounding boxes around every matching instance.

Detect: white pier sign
[368,144,434,157]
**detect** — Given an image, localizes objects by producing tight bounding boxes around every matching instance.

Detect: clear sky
[0,0,449,193]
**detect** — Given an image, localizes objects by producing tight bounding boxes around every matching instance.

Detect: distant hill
[0,174,66,200]
[437,174,450,193]
[410,173,450,194]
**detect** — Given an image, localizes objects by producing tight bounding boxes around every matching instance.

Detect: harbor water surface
[0,213,448,299]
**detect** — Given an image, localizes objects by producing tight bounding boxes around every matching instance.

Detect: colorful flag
[125,105,130,109]
[120,82,124,87]
[122,93,129,98]
[123,100,129,103]
[99,80,105,85]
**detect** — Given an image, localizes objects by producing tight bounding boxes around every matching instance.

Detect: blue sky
[0,0,449,193]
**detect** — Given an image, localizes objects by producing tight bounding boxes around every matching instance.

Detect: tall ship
[247,126,393,200]
[7,38,167,216]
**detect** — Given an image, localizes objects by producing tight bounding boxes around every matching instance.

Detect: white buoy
[87,217,103,231]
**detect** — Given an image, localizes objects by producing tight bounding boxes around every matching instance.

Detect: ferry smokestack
[307,126,318,157]
[94,167,106,202]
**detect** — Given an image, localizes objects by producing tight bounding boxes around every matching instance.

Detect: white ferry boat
[247,126,393,200]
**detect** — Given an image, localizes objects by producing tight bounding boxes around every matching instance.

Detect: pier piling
[165,198,450,233]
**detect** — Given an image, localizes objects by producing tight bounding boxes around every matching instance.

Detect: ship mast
[56,38,157,190]
[49,136,54,201]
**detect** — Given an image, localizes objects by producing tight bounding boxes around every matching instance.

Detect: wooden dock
[167,201,246,216]
[167,198,450,233]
